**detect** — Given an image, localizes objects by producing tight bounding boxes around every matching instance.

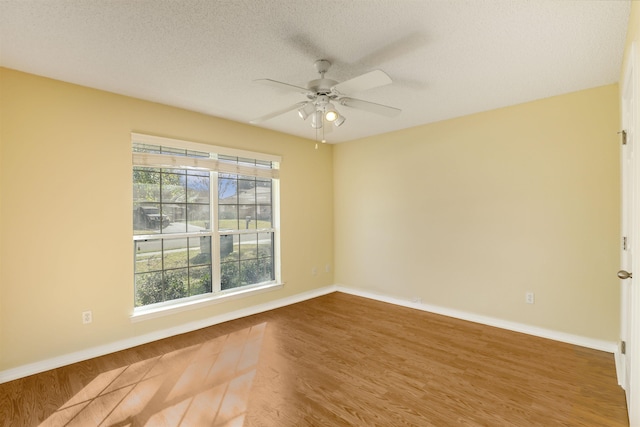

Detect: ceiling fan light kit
[333,114,346,127]
[251,59,400,140]
[310,110,323,129]
[324,105,339,122]
[297,102,316,120]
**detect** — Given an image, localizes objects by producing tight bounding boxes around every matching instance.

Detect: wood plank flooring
[0,292,629,426]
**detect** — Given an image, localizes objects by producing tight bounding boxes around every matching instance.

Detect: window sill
[130,282,284,323]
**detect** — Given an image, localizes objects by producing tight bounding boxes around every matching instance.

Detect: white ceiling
[0,0,631,143]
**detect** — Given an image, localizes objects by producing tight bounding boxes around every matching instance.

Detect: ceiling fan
[250,59,401,131]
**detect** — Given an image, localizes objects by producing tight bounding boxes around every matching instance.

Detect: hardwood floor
[0,292,629,426]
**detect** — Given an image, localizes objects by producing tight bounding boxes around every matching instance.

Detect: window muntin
[132,135,279,310]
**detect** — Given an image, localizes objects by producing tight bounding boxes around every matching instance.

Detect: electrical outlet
[525,292,535,304]
[311,267,318,276]
[325,264,331,273]
[411,296,422,303]
[82,310,93,324]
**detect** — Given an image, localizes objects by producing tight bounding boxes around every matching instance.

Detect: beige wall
[334,84,621,342]
[0,68,334,370]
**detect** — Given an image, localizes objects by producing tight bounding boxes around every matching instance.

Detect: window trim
[130,133,282,321]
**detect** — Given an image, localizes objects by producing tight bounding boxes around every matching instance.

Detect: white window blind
[131,133,280,179]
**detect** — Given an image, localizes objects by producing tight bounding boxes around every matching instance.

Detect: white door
[621,42,640,426]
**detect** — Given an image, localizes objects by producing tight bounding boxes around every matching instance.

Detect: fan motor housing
[307,78,338,97]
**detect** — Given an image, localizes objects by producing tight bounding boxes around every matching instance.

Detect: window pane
[256,257,274,282]
[164,268,189,301]
[238,192,256,208]
[240,234,258,260]
[189,265,212,296]
[257,206,272,228]
[221,234,239,261]
[187,174,210,203]
[240,259,268,285]
[256,181,271,204]
[133,144,161,154]
[238,179,256,202]
[135,272,164,306]
[163,238,188,270]
[162,204,185,233]
[258,232,274,259]
[135,240,162,273]
[238,157,255,166]
[133,169,161,203]
[218,155,236,163]
[221,261,240,290]
[134,204,164,235]
[186,150,210,158]
[161,146,187,156]
[219,205,239,230]
[219,178,237,203]
[133,170,160,234]
[239,205,257,229]
[190,236,211,265]
[187,204,210,231]
[256,159,272,169]
[162,173,186,202]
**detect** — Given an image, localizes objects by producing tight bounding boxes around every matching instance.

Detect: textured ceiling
[0,0,631,143]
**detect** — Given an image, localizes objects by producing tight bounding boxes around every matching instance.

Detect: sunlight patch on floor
[39,322,267,426]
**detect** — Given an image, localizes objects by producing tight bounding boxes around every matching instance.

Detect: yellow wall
[334,84,621,342]
[0,61,624,371]
[0,68,334,370]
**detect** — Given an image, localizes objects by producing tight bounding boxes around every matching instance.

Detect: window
[132,134,280,313]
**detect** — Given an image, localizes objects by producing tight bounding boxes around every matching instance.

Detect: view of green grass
[135,239,271,274]
[135,247,209,273]
[219,219,272,230]
[135,219,272,234]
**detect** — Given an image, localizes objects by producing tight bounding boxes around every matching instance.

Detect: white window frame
[130,133,282,322]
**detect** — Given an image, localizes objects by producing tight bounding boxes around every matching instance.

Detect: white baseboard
[335,285,619,354]
[0,285,336,385]
[0,283,619,384]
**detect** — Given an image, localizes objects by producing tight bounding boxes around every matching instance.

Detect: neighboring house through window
[132,133,281,317]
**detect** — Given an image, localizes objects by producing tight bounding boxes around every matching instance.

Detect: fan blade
[250,101,308,124]
[254,79,311,95]
[331,70,392,95]
[338,97,401,118]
